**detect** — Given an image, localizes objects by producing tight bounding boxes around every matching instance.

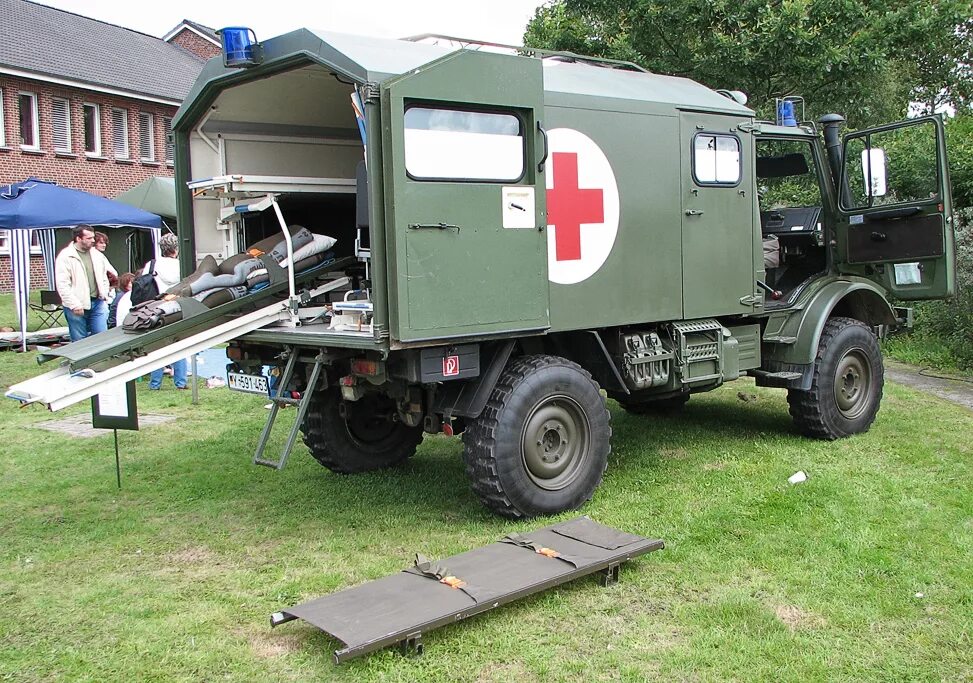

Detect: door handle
[685,209,705,216]
[537,121,549,173]
[408,222,461,232]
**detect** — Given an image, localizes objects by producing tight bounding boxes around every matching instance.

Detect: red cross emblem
[544,128,619,285]
[547,152,605,261]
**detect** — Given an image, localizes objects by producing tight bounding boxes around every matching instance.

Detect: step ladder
[253,347,326,470]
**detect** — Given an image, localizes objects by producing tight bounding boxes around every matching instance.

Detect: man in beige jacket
[54,225,111,341]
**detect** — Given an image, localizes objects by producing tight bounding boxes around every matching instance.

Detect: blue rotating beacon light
[218,27,261,68]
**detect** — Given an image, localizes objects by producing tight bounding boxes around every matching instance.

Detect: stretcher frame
[270,516,664,663]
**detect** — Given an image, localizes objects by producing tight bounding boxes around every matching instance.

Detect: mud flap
[270,517,664,663]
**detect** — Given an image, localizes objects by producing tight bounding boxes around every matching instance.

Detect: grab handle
[537,121,549,173]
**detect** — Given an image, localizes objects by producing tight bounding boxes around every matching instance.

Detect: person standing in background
[54,225,110,341]
[94,231,118,299]
[146,234,188,390]
[108,272,135,329]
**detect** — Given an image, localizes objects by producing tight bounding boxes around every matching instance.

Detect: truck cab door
[679,112,758,318]
[382,50,549,343]
[836,116,955,299]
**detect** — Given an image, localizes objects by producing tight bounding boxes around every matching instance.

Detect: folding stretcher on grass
[271,516,664,663]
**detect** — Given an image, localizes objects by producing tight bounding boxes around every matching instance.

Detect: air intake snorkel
[819,113,850,207]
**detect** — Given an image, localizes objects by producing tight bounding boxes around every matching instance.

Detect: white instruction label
[893,262,921,285]
[501,187,536,229]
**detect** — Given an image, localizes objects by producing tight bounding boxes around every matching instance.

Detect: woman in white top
[112,272,135,327]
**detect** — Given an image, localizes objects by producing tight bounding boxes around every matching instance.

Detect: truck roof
[175,29,752,128]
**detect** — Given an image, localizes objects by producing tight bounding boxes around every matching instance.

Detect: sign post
[91,381,139,488]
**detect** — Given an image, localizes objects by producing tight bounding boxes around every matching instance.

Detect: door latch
[739,293,761,306]
[685,209,705,216]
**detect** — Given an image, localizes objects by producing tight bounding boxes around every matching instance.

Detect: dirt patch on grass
[773,603,826,631]
[477,660,531,682]
[163,545,217,565]
[247,631,304,658]
[659,446,690,460]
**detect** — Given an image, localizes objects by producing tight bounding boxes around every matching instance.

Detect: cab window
[404,107,524,182]
[842,120,940,209]
[756,139,823,213]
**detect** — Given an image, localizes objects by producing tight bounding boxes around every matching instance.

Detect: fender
[761,277,896,367]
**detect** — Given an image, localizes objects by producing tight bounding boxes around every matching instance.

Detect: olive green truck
[9,30,955,518]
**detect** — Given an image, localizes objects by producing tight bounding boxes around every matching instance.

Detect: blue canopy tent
[0,179,163,351]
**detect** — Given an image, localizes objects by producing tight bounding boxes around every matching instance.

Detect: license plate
[227,372,269,395]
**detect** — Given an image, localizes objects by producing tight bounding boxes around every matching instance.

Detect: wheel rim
[344,395,397,446]
[521,395,591,491]
[833,347,872,419]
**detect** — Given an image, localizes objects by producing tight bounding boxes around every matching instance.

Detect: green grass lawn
[0,345,971,682]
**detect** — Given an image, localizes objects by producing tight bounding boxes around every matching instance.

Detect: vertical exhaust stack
[819,113,849,206]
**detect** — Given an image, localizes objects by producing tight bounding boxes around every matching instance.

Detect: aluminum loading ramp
[270,517,664,663]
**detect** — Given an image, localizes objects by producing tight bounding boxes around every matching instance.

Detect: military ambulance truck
[8,30,955,518]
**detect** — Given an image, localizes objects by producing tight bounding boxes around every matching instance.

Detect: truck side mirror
[862,148,887,198]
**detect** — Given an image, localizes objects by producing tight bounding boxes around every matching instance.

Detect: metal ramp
[270,517,664,663]
[5,277,350,412]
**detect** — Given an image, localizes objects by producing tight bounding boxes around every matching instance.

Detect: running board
[271,516,664,663]
[6,279,349,412]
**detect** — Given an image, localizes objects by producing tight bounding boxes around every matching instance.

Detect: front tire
[301,389,423,473]
[463,355,611,519]
[787,316,884,440]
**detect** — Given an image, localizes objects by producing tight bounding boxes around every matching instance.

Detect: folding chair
[29,290,63,328]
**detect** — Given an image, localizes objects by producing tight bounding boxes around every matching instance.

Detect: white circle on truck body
[545,128,620,284]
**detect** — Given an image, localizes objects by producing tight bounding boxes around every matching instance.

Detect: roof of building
[163,19,221,45]
[0,0,209,103]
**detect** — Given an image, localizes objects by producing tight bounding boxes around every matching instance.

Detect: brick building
[0,0,218,292]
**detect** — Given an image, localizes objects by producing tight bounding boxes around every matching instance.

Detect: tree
[524,0,973,127]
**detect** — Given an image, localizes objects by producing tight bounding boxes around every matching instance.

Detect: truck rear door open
[381,50,550,343]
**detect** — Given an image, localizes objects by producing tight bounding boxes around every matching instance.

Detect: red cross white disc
[546,128,620,284]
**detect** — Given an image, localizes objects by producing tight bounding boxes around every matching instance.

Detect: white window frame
[138,111,155,161]
[0,88,5,147]
[83,102,101,156]
[0,230,43,255]
[112,107,129,159]
[18,91,39,151]
[162,116,174,164]
[51,97,72,153]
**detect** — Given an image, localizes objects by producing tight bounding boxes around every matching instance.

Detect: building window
[83,103,100,156]
[0,230,42,255]
[51,97,71,153]
[0,89,5,146]
[162,116,174,164]
[18,92,39,150]
[112,107,129,159]
[138,112,155,161]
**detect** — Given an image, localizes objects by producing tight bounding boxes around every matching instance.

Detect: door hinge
[737,122,761,134]
[360,82,381,102]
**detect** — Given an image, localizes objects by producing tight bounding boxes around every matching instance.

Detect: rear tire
[302,390,423,473]
[463,355,611,519]
[787,316,884,440]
